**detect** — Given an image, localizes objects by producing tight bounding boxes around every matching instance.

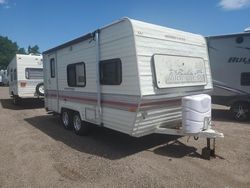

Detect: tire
[73,112,89,136]
[230,102,250,121]
[61,110,73,130]
[13,95,20,105]
[36,83,44,96]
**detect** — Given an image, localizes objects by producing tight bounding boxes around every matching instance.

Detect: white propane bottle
[182,94,211,133]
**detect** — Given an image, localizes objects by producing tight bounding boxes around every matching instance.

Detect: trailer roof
[206,32,250,39]
[43,18,129,55]
[43,33,93,54]
[43,17,206,55]
[16,53,42,57]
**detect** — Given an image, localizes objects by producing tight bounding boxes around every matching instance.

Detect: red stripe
[46,91,180,110]
[141,99,181,107]
[59,95,139,107]
[60,95,96,103]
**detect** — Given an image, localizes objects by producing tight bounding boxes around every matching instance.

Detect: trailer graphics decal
[213,80,249,95]
[228,57,250,64]
[46,90,181,111]
[153,54,207,88]
[166,68,205,84]
[236,46,250,50]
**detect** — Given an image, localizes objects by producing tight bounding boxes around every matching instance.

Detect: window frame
[25,68,43,80]
[13,69,17,81]
[99,58,122,85]
[10,69,13,81]
[50,58,55,78]
[67,62,86,87]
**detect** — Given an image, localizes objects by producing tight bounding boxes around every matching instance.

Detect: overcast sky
[0,0,250,51]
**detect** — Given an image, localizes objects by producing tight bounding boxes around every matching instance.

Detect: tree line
[0,36,40,69]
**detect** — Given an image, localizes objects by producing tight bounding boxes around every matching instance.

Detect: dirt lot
[0,87,249,188]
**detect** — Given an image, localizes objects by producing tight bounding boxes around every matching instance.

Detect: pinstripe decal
[213,80,249,95]
[46,89,181,111]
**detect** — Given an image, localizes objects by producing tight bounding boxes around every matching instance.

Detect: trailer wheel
[13,95,20,105]
[36,83,44,96]
[73,112,89,136]
[230,102,250,121]
[61,110,73,130]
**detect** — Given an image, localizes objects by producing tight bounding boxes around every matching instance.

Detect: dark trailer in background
[206,31,250,121]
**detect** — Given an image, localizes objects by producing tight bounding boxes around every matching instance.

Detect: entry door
[46,54,59,112]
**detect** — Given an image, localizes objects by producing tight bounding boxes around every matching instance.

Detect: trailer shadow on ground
[212,108,250,124]
[153,140,201,158]
[0,98,44,110]
[25,115,202,160]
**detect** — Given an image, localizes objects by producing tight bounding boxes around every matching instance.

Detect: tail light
[20,82,27,87]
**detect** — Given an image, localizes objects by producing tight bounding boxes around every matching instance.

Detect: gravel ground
[0,86,249,188]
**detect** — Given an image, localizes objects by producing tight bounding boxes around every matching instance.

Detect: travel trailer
[0,75,2,86]
[207,32,250,121]
[0,69,8,85]
[8,54,44,104]
[43,18,223,157]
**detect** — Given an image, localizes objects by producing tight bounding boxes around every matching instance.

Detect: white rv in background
[0,74,2,86]
[0,69,8,85]
[207,32,250,121]
[8,54,44,104]
[43,18,223,145]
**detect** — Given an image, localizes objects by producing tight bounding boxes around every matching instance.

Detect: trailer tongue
[155,94,224,159]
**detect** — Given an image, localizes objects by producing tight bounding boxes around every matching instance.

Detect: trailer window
[25,68,43,79]
[10,69,13,81]
[67,62,86,87]
[50,58,55,78]
[100,58,122,85]
[241,72,250,86]
[14,69,17,80]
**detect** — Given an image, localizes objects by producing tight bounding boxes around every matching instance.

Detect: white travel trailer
[0,69,8,85]
[0,75,2,86]
[207,32,250,121]
[43,18,223,157]
[8,54,44,104]
[3,70,8,85]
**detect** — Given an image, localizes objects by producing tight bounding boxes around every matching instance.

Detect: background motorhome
[43,18,222,142]
[8,54,44,104]
[206,32,250,121]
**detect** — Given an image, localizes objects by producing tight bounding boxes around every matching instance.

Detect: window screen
[100,58,122,85]
[50,58,55,78]
[67,62,86,87]
[25,68,43,79]
[241,72,250,86]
